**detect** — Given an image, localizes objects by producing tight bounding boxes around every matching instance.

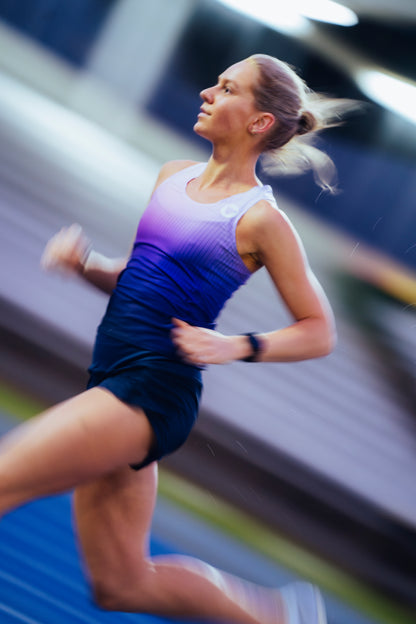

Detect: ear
[249,112,275,136]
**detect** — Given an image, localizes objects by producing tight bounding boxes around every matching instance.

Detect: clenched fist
[41,224,92,275]
[171,318,243,365]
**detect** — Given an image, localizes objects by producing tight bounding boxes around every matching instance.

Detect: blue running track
[0,494,179,624]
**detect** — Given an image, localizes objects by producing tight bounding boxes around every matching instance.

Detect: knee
[89,569,154,613]
[91,579,124,612]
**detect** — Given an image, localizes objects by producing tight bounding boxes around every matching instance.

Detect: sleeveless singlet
[97,162,277,358]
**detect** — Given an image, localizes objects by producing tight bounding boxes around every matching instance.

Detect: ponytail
[250,54,360,194]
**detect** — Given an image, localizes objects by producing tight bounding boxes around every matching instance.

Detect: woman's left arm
[172,201,336,365]
[245,200,336,362]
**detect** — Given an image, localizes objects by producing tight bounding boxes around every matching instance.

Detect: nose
[200,86,214,103]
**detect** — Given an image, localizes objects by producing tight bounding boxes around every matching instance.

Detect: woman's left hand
[171,318,239,365]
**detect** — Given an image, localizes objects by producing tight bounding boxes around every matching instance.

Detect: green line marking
[0,380,45,420]
[158,470,414,624]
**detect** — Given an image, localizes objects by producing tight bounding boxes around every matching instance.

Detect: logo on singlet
[220,203,239,218]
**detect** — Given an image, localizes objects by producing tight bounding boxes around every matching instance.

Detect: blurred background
[0,1,415,623]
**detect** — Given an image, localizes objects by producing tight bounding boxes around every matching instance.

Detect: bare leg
[0,389,322,624]
[74,464,286,624]
[0,388,155,515]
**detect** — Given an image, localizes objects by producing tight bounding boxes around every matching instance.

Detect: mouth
[198,108,210,117]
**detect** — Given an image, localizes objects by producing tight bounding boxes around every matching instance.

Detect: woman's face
[193,59,261,146]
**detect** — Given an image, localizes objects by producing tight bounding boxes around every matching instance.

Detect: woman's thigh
[0,387,156,513]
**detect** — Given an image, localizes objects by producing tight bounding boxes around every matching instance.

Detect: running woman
[0,54,352,624]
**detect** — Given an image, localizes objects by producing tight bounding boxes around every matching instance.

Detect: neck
[200,148,260,191]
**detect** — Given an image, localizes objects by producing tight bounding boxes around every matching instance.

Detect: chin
[193,122,208,139]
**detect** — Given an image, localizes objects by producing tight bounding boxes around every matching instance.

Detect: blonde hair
[249,54,358,194]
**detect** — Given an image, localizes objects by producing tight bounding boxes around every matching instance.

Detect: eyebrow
[218,75,239,89]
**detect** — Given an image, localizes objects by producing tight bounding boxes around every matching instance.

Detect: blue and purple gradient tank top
[98,162,276,358]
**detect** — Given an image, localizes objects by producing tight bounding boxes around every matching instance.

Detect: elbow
[321,335,336,358]
[306,314,337,359]
[317,323,337,358]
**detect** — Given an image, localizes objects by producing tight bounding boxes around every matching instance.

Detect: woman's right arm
[41,160,198,294]
[41,224,127,295]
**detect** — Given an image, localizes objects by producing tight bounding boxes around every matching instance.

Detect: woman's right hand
[41,224,92,275]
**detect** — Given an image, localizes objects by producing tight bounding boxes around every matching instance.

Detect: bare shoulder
[241,199,306,261]
[155,159,200,187]
[243,199,295,237]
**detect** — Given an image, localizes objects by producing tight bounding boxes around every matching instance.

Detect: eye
[223,85,232,94]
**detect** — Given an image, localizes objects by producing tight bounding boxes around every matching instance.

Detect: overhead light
[293,0,358,26]
[356,69,416,125]
[217,0,358,32]
[217,0,312,36]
